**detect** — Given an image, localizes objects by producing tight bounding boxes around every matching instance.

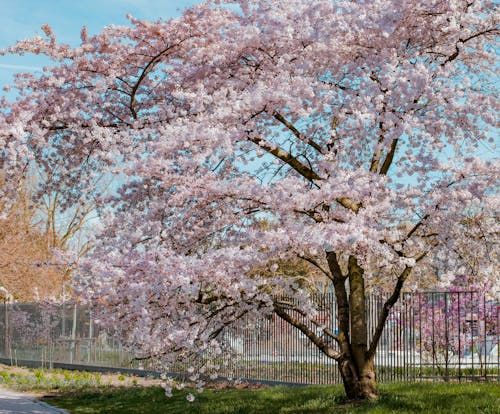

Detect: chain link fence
[0,291,498,384]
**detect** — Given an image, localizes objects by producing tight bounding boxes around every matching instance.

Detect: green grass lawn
[42,382,500,414]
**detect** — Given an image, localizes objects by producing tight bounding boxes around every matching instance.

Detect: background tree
[1,0,498,401]
[0,176,64,300]
[0,171,97,301]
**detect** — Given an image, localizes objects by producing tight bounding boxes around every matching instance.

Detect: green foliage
[42,383,500,414]
[0,368,102,391]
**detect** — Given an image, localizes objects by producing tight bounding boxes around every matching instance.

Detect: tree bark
[338,356,377,400]
[333,256,378,400]
[348,256,368,375]
[326,252,379,400]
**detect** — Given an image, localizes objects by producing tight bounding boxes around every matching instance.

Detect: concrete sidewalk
[0,388,68,414]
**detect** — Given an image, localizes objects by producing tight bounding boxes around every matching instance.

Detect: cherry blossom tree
[394,275,498,377]
[1,0,498,401]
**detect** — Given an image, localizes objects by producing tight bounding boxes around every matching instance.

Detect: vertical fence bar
[320,293,323,384]
[419,294,422,381]
[3,301,8,360]
[403,294,408,381]
[471,291,475,381]
[458,292,462,381]
[69,303,77,364]
[245,321,249,381]
[403,295,407,382]
[431,292,436,377]
[384,295,388,383]
[335,292,338,383]
[297,305,301,384]
[314,295,317,384]
[397,300,401,381]
[496,293,499,383]
[445,292,449,381]
[61,301,66,338]
[306,303,310,384]
[282,312,285,383]
[411,294,416,381]
[88,307,93,364]
[388,296,394,382]
[267,315,271,381]
[482,293,487,379]
[393,300,397,382]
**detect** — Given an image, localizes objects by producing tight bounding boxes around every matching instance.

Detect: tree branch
[368,72,399,176]
[325,251,352,356]
[274,303,341,360]
[441,27,499,66]
[248,134,360,213]
[379,138,399,175]
[297,254,332,280]
[273,111,324,154]
[129,44,180,119]
[248,135,321,182]
[367,251,428,359]
[275,299,342,346]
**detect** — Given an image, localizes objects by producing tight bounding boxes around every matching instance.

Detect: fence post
[445,293,449,381]
[62,300,66,338]
[88,307,94,363]
[70,303,77,364]
[3,300,8,359]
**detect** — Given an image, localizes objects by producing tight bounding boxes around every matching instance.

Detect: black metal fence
[399,291,499,382]
[0,291,498,384]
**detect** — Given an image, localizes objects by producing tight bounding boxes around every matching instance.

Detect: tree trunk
[338,256,378,400]
[338,356,377,400]
[324,251,382,400]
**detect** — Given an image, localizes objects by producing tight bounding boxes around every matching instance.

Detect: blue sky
[0,0,201,89]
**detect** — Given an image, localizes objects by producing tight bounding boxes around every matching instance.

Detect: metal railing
[1,291,498,384]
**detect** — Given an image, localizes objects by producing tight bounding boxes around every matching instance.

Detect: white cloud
[0,63,43,72]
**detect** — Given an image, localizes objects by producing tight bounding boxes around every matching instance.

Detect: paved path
[0,388,67,414]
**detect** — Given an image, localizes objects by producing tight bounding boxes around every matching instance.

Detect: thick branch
[337,197,361,213]
[367,251,428,358]
[207,309,250,341]
[248,135,360,212]
[326,251,351,354]
[273,111,324,154]
[369,133,385,174]
[368,72,399,176]
[274,299,341,345]
[405,213,430,240]
[366,267,411,359]
[326,250,346,281]
[297,254,332,280]
[379,138,399,175]
[369,73,389,174]
[129,41,186,119]
[294,208,324,223]
[248,135,321,182]
[274,303,341,360]
[441,27,499,66]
